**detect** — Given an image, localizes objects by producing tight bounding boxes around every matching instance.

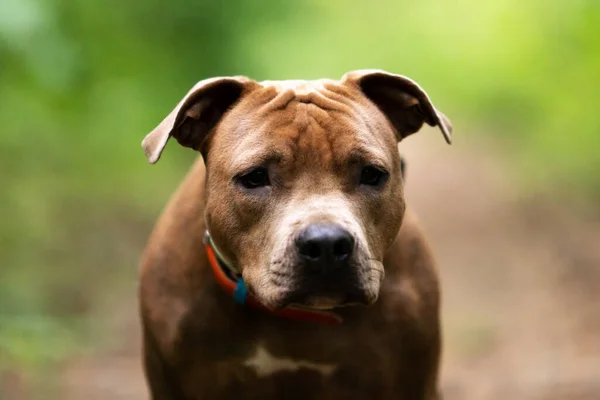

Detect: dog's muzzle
[278,223,369,308]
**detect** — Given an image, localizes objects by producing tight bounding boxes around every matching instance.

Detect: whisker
[369,268,384,274]
[268,277,289,288]
[270,270,293,278]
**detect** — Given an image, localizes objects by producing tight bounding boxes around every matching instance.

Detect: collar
[203,231,342,325]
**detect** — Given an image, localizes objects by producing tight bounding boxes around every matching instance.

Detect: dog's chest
[179,340,393,400]
[172,280,435,398]
[176,313,406,399]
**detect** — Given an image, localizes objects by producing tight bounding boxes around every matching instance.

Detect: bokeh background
[1,0,599,399]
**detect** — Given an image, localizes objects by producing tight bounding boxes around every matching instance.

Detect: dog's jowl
[139,70,452,400]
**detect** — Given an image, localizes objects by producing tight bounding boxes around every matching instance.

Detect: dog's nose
[296,223,355,271]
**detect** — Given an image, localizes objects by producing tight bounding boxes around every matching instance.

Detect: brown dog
[139,69,452,399]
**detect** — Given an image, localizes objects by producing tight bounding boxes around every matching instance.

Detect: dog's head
[142,70,451,310]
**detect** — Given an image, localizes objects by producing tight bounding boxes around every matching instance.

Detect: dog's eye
[238,168,270,189]
[360,166,387,187]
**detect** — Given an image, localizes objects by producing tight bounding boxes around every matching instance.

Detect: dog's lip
[278,289,370,310]
[260,269,372,309]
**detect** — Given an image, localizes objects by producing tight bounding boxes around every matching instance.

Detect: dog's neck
[203,231,343,325]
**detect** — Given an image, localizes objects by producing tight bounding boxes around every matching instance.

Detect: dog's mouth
[275,284,371,310]
[253,280,377,311]
[254,253,381,310]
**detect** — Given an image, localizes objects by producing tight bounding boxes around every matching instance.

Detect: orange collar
[204,231,342,325]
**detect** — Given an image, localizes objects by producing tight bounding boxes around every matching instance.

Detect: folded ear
[142,76,258,164]
[342,69,452,144]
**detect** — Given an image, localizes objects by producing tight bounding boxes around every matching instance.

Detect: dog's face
[204,81,407,309]
[142,70,452,310]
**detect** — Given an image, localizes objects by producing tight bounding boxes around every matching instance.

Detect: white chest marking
[243,345,337,378]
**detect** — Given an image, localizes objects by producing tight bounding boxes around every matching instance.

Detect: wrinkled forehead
[215,79,399,172]
[259,78,335,97]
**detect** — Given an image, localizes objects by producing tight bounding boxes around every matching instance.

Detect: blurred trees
[0,0,598,389]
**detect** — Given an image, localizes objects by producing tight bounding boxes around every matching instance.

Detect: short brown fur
[139,70,452,399]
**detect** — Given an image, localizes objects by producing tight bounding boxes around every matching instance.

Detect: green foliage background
[0,0,598,390]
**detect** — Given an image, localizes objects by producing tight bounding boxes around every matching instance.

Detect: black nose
[295,223,355,272]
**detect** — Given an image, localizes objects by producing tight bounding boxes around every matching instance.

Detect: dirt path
[404,134,600,400]
[60,133,600,400]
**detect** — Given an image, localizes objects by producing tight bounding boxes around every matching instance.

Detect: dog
[138,69,452,399]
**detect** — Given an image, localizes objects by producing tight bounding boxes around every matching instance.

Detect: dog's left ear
[342,69,452,144]
[142,76,259,164]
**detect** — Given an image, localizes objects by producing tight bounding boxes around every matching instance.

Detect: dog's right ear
[142,76,258,164]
